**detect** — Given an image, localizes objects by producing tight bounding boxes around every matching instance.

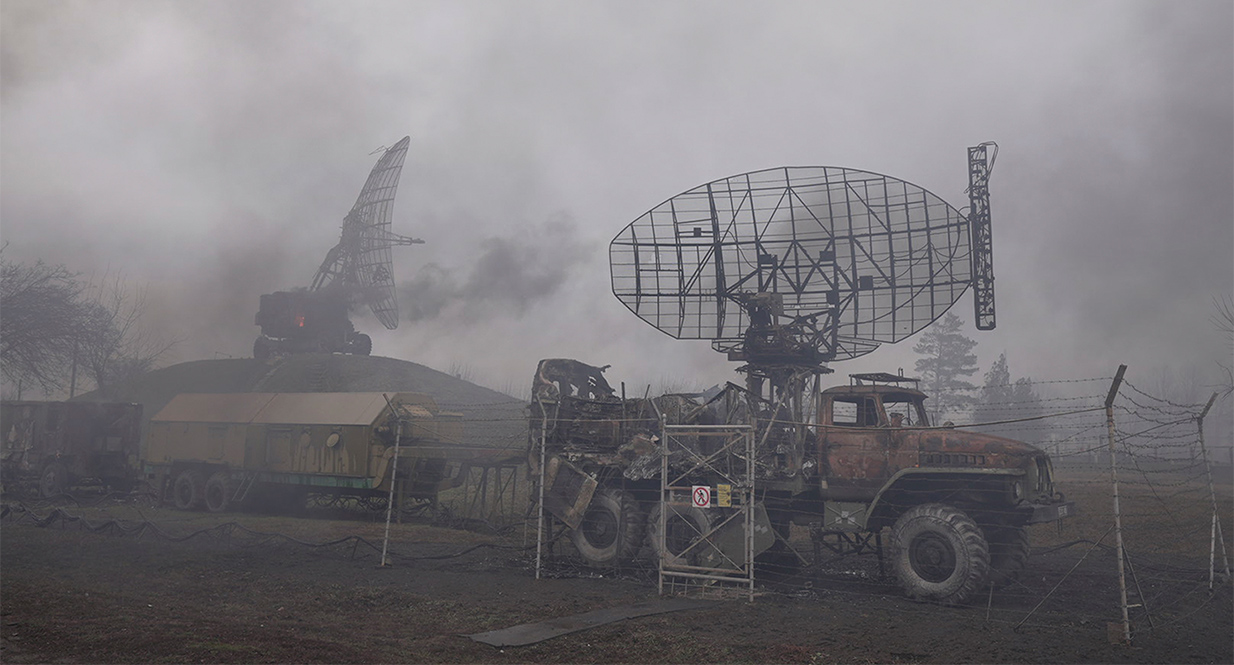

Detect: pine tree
[972,353,1013,426]
[1011,377,1045,441]
[912,312,978,424]
[973,352,1047,443]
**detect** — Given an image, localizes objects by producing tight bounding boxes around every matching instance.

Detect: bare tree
[0,254,88,394]
[76,273,177,397]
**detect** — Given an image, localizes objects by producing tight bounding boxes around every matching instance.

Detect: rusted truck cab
[817,379,1070,522]
[811,375,1074,603]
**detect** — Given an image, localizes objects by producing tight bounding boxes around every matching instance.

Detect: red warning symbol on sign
[691,485,711,508]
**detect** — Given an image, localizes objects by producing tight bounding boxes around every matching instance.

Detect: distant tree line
[912,312,1046,442]
[0,250,174,399]
[913,298,1233,449]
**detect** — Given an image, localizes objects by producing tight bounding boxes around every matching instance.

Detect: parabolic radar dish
[310,136,418,330]
[610,166,974,363]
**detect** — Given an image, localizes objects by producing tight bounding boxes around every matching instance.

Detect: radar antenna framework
[610,144,998,405]
[254,137,421,360]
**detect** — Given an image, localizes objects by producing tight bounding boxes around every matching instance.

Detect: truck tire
[648,502,717,567]
[253,337,271,361]
[172,470,207,511]
[351,333,372,356]
[986,525,1030,586]
[204,471,233,513]
[890,503,990,604]
[39,462,69,498]
[571,489,644,566]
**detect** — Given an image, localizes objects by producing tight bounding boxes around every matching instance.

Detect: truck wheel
[648,502,717,567]
[571,489,644,566]
[204,471,233,513]
[253,337,271,361]
[351,333,372,356]
[986,525,1030,586]
[890,503,990,604]
[172,470,207,511]
[38,462,69,498]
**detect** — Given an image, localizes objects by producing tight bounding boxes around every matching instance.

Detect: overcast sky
[2,0,1231,400]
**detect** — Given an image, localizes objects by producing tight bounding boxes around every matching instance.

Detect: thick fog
[2,0,1231,398]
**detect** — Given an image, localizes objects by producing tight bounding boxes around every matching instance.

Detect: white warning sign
[691,485,711,508]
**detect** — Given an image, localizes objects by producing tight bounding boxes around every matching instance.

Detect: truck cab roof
[821,384,928,399]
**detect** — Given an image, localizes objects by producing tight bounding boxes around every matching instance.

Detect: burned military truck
[534,143,1062,603]
[1,400,143,497]
[530,359,1074,605]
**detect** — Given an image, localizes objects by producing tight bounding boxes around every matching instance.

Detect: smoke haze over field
[1,0,1231,401]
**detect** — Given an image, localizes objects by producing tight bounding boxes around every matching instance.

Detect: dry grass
[1043,466,1234,565]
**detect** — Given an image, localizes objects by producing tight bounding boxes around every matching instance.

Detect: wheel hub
[665,516,697,555]
[909,532,957,583]
[583,508,619,548]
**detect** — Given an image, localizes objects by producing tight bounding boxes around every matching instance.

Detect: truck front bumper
[1025,500,1077,524]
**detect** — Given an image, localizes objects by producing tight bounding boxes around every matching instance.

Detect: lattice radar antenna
[610,143,997,396]
[311,136,423,328]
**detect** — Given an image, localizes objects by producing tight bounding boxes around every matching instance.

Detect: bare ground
[2,497,1231,665]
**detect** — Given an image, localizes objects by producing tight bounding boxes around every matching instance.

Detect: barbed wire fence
[2,375,1229,647]
[514,366,1233,645]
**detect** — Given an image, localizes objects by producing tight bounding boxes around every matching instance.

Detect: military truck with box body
[1,400,143,497]
[530,359,1074,604]
[145,391,496,513]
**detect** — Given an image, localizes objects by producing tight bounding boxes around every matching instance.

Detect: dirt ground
[2,494,1231,665]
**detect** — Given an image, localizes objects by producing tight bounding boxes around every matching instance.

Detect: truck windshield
[882,394,928,427]
[832,397,880,427]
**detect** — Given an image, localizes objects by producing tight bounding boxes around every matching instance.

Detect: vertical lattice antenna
[967,143,997,331]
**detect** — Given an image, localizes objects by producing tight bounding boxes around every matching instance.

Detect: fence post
[535,396,548,581]
[1197,392,1231,589]
[1105,365,1131,644]
[380,393,403,568]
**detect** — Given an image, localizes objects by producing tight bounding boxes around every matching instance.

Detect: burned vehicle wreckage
[530,358,1073,605]
[529,145,1074,604]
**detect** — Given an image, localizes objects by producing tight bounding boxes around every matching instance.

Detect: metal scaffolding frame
[658,424,756,601]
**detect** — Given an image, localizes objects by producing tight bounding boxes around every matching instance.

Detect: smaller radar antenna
[311,136,423,328]
[253,137,423,360]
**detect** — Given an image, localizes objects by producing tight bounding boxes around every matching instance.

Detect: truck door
[265,427,294,471]
[819,395,895,501]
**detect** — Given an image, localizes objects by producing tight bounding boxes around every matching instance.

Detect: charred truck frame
[531,145,1074,604]
[531,359,1073,604]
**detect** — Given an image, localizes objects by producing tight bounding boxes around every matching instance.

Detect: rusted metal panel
[541,456,597,529]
